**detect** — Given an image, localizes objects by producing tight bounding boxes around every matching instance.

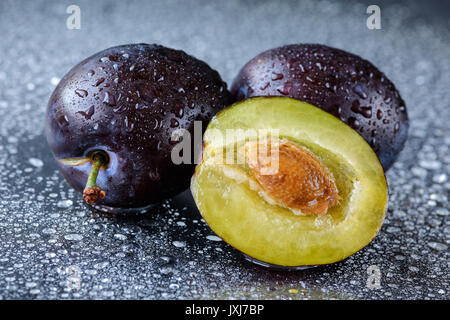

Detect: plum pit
[244,139,339,216]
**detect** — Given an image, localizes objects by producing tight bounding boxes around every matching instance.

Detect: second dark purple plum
[231,44,408,170]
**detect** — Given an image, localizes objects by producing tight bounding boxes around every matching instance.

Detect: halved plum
[191,97,388,267]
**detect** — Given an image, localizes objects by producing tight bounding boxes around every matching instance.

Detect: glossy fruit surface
[46,43,232,210]
[191,97,388,267]
[231,44,408,170]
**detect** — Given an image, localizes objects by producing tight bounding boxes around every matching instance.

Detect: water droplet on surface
[427,242,447,251]
[409,266,419,272]
[102,291,114,297]
[57,200,73,209]
[64,233,83,241]
[432,174,447,184]
[94,262,109,269]
[169,283,179,290]
[419,160,441,170]
[114,233,127,241]
[160,256,176,264]
[159,266,175,275]
[45,252,56,258]
[42,228,56,235]
[51,77,60,86]
[386,226,401,233]
[172,241,185,248]
[29,289,40,295]
[29,158,43,168]
[206,235,222,242]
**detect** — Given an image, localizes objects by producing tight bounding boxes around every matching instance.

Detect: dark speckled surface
[0,0,448,299]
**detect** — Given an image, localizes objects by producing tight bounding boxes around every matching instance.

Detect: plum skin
[46,43,233,209]
[231,44,408,170]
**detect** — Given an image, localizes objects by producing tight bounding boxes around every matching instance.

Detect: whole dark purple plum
[231,44,408,170]
[46,43,232,212]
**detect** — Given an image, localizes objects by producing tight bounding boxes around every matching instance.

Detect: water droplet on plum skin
[347,116,360,129]
[74,89,88,98]
[76,105,95,120]
[352,84,368,99]
[94,78,105,87]
[351,101,372,119]
[271,73,284,81]
[394,122,400,133]
[377,110,383,120]
[277,81,293,95]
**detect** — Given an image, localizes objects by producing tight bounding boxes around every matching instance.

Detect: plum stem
[83,152,107,204]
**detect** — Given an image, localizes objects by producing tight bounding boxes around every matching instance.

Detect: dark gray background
[0,0,448,299]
